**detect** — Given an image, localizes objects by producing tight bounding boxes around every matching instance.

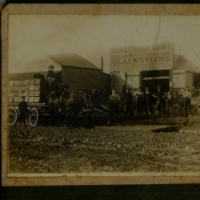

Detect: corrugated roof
[50,53,100,70]
[173,54,200,73]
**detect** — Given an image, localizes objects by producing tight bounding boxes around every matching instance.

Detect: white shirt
[182,90,191,98]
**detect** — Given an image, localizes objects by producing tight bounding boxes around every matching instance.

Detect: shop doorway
[141,70,170,92]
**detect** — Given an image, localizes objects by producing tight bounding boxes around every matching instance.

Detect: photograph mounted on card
[2,4,200,186]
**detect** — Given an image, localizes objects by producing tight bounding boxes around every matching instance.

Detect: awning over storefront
[173,54,200,73]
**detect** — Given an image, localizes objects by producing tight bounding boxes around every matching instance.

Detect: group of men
[17,65,193,126]
[107,85,192,125]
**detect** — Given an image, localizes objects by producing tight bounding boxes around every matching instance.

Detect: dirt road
[8,120,200,174]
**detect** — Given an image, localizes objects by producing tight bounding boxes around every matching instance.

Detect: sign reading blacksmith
[110,43,174,72]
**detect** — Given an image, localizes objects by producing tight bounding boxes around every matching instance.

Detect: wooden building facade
[8,53,111,103]
[116,54,200,93]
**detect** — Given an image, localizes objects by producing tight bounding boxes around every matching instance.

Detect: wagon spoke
[28,107,39,126]
[8,106,18,126]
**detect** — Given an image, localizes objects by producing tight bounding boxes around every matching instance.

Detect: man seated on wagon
[46,65,57,92]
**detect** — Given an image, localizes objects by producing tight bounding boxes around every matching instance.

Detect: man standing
[153,85,164,116]
[134,87,144,117]
[121,87,133,119]
[163,91,173,117]
[18,96,28,125]
[182,86,192,116]
[144,86,153,118]
[107,88,121,126]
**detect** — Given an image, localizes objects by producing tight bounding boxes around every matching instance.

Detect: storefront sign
[110,43,174,72]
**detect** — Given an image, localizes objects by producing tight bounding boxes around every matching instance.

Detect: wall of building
[172,70,186,89]
[172,70,195,90]
[126,72,140,90]
[8,71,61,81]
[116,71,140,94]
[185,72,194,89]
[115,72,126,94]
[62,66,110,100]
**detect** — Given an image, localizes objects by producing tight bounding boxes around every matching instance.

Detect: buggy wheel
[28,107,39,126]
[8,106,18,126]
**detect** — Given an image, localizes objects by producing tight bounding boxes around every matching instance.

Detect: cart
[8,102,49,126]
[7,78,50,126]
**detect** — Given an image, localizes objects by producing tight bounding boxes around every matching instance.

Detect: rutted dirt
[8,117,200,174]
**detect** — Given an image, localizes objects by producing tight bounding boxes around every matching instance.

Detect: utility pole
[101,56,103,72]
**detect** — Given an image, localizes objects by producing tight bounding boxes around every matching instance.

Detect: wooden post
[169,70,172,91]
[125,73,128,87]
[101,57,103,72]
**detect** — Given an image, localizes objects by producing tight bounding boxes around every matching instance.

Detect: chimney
[101,56,103,72]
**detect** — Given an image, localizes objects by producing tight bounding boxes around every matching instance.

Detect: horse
[46,87,107,127]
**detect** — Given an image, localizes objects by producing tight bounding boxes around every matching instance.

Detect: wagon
[190,89,200,113]
[7,78,110,126]
[8,103,48,126]
[7,78,50,126]
[171,89,200,116]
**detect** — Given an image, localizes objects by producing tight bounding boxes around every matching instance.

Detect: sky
[8,15,200,73]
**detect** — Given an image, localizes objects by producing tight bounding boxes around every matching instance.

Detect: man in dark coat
[107,88,121,126]
[47,65,56,80]
[121,87,133,119]
[18,96,28,125]
[134,87,144,117]
[46,65,57,92]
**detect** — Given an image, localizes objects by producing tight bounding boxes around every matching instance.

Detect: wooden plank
[9,80,14,86]
[23,79,30,85]
[34,97,40,102]
[28,97,35,103]
[8,102,48,108]
[34,79,41,85]
[29,79,34,85]
[29,85,35,90]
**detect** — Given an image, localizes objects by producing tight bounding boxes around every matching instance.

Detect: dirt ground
[7,116,200,174]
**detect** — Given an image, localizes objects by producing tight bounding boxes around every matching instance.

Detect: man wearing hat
[47,65,56,82]
[134,87,144,117]
[107,88,121,126]
[46,65,57,92]
[182,86,192,116]
[18,96,28,125]
[121,87,133,119]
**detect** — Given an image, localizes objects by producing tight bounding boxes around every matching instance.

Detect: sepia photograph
[2,4,200,186]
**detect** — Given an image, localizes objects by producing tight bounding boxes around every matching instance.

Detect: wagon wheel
[8,106,18,126]
[28,107,39,126]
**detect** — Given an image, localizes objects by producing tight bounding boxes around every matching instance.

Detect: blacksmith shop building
[110,43,200,93]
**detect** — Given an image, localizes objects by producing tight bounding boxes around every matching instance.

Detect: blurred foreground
[8,116,200,174]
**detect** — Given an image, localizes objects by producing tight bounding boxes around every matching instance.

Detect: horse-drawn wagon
[7,77,52,126]
[7,76,110,127]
